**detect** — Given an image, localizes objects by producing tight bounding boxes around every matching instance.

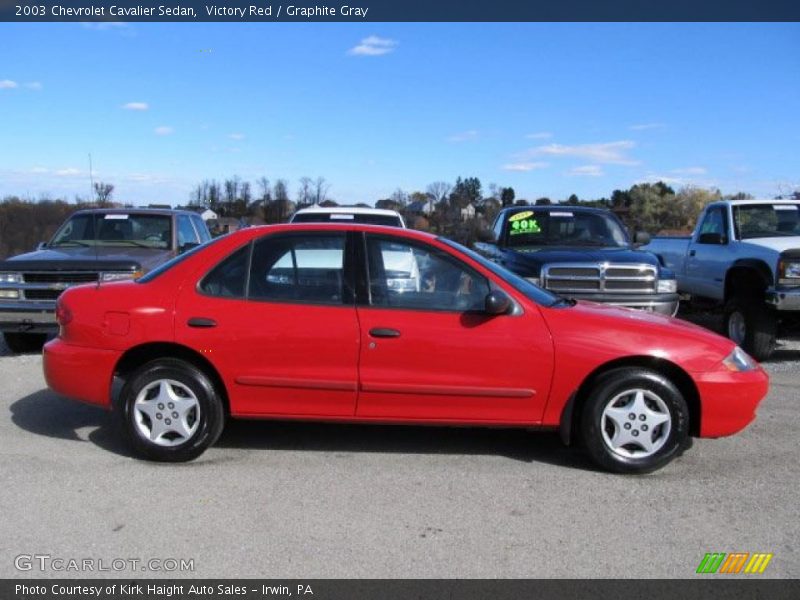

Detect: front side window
[366,235,489,312]
[177,215,200,248]
[249,234,346,305]
[698,207,726,240]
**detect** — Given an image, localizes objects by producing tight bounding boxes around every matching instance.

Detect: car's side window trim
[361,233,491,313]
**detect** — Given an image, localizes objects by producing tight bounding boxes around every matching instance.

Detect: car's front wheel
[580,368,690,474]
[120,359,225,462]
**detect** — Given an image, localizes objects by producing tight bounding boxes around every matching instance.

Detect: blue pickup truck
[643,199,800,360]
[474,205,679,315]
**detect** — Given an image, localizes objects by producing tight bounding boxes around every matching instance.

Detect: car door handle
[369,328,400,338]
[187,317,217,328]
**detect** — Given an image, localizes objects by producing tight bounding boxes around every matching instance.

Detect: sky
[1,22,799,206]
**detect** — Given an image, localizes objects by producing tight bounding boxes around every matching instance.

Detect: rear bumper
[694,367,769,438]
[0,302,57,333]
[43,338,120,409]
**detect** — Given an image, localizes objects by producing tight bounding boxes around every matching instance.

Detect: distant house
[460,203,476,221]
[406,199,433,216]
[199,208,218,221]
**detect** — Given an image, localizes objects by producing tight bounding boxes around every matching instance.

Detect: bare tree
[273,179,290,222]
[93,182,114,206]
[297,177,313,207]
[313,177,330,205]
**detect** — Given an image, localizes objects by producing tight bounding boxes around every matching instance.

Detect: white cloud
[0,80,19,89]
[672,166,707,175]
[530,140,638,165]
[629,122,665,131]
[502,162,549,172]
[30,167,49,174]
[568,165,604,177]
[348,35,398,57]
[525,132,553,140]
[154,126,174,136]
[447,130,479,143]
[122,102,149,111]
[228,133,246,140]
[55,168,82,177]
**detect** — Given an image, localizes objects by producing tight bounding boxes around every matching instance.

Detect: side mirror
[179,242,199,254]
[697,232,725,245]
[484,290,512,315]
[633,231,650,245]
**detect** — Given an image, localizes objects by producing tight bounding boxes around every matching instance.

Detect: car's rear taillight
[55,298,73,327]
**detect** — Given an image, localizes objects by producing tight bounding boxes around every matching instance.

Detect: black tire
[119,358,225,462]
[723,296,776,362]
[580,368,690,474]
[2,332,47,354]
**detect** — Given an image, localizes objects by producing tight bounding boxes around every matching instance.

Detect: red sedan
[43,224,769,473]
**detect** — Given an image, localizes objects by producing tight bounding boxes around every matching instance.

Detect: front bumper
[766,287,800,311]
[43,338,120,409]
[694,366,769,438]
[556,292,680,316]
[0,301,57,333]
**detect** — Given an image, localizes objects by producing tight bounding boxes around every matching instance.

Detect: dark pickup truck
[474,206,679,315]
[0,208,211,353]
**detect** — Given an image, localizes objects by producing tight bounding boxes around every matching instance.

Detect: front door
[355,234,553,423]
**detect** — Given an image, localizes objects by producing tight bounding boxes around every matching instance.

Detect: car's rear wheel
[120,358,225,462]
[580,368,689,474]
[2,332,47,354]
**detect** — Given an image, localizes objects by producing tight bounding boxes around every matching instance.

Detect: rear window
[291,212,403,227]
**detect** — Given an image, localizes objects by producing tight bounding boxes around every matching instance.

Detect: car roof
[71,207,196,216]
[292,206,402,217]
[230,222,437,243]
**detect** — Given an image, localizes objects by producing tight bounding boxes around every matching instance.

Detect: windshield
[50,213,173,249]
[503,209,628,248]
[439,238,564,307]
[291,212,403,227]
[733,204,800,239]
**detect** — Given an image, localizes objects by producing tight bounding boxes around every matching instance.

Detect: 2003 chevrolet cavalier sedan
[43,224,769,473]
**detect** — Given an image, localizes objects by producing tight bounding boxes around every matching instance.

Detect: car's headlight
[657,278,677,293]
[101,271,141,282]
[722,346,758,372]
[0,272,22,284]
[778,260,800,285]
[0,290,20,299]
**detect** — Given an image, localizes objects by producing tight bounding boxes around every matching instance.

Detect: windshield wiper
[50,240,92,247]
[548,296,577,308]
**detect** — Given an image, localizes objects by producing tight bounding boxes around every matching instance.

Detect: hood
[1,246,173,273]
[541,300,736,372]
[504,245,660,276]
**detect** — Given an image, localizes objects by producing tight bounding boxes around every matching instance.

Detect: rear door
[354,233,553,423]
[174,231,360,417]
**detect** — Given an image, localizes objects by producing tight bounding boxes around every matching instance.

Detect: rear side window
[248,234,347,305]
[199,244,250,298]
[192,215,212,243]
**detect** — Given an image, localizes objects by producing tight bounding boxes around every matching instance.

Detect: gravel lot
[1,316,798,579]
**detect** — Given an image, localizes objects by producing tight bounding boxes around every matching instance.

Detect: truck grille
[23,272,99,284]
[542,263,657,294]
[23,289,62,300]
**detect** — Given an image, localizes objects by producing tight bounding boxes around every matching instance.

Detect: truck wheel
[2,332,47,354]
[119,358,225,462]
[580,368,690,474]
[723,297,776,361]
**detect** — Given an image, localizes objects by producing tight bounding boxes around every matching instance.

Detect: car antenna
[89,153,100,285]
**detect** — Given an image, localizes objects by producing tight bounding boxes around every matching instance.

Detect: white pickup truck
[643,199,800,360]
